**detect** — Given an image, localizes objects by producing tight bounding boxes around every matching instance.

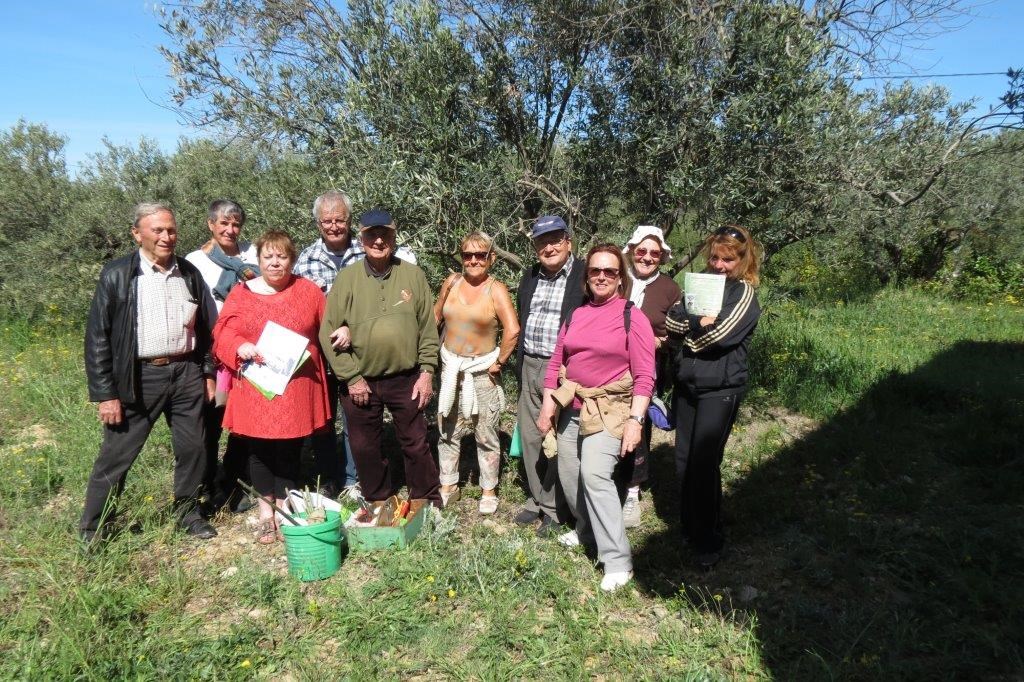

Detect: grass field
[0,287,1021,680]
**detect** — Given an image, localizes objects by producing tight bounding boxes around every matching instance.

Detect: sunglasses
[633,247,662,259]
[714,225,746,242]
[462,250,490,261]
[588,267,620,279]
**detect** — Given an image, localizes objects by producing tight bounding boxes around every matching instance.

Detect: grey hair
[312,190,352,221]
[133,202,174,229]
[208,199,246,224]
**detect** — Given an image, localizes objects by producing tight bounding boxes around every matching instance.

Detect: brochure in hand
[241,320,312,399]
[683,272,726,317]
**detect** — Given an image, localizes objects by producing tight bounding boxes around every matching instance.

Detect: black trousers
[673,389,742,553]
[80,361,207,534]
[246,437,303,500]
[201,402,249,503]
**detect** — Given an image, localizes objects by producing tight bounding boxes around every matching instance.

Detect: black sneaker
[535,516,561,538]
[696,551,721,571]
[513,508,541,525]
[181,518,218,540]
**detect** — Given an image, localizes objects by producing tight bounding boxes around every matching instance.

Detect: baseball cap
[530,215,570,239]
[358,209,396,230]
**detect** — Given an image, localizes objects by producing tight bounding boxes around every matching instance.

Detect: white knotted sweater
[438,345,501,419]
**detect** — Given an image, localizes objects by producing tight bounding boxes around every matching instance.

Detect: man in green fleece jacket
[319,209,441,504]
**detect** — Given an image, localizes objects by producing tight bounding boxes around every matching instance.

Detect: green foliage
[750,286,1024,418]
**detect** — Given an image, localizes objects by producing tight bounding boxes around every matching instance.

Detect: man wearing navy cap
[318,209,441,505]
[514,215,585,536]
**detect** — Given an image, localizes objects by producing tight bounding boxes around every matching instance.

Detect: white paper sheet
[240,320,310,396]
[683,273,727,317]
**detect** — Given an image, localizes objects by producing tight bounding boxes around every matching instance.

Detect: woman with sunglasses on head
[433,232,520,514]
[665,225,761,570]
[618,226,682,528]
[537,244,656,592]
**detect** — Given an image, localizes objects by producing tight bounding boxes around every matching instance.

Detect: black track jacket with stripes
[664,278,760,398]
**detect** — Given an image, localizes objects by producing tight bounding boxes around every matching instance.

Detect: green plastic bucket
[280,510,343,581]
[509,422,522,459]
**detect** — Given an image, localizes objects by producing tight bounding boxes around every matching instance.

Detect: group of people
[79,193,761,590]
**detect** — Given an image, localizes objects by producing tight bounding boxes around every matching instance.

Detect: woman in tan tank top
[433,231,520,514]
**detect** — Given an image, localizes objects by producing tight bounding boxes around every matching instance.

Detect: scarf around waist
[552,367,634,438]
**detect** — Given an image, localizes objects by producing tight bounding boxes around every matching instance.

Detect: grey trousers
[557,409,633,574]
[516,354,560,521]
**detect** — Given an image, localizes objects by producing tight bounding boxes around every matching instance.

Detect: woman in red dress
[213,230,332,543]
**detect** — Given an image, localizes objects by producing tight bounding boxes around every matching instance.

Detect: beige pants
[438,372,502,491]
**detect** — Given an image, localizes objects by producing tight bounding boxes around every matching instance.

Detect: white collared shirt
[136,252,199,359]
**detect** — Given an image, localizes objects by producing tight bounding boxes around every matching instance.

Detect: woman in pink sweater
[537,243,656,592]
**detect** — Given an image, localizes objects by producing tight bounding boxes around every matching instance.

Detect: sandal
[478,495,498,515]
[440,487,461,507]
[255,519,277,545]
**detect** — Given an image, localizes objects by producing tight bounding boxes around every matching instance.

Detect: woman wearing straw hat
[618,226,681,528]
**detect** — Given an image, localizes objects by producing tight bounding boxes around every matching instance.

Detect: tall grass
[1,287,1021,679]
[750,286,1024,417]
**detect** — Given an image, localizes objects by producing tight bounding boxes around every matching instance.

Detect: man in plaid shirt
[294,190,416,496]
[514,215,585,537]
[295,191,416,293]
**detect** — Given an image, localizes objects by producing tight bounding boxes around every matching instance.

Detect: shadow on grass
[634,341,1024,679]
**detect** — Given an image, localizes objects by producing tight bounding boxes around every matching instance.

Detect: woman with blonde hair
[434,231,520,514]
[665,224,761,570]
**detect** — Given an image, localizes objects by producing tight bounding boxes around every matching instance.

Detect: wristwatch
[628,414,645,425]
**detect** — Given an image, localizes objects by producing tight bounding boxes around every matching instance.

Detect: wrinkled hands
[329,325,351,350]
[536,399,557,436]
[237,342,263,364]
[620,419,642,457]
[98,398,123,426]
[411,372,434,411]
[349,378,372,407]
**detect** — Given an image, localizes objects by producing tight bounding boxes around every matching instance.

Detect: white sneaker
[557,530,580,547]
[600,571,634,592]
[621,495,641,528]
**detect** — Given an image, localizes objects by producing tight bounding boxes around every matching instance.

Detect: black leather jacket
[85,250,214,404]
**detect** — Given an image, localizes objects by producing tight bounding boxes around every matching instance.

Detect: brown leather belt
[141,353,191,366]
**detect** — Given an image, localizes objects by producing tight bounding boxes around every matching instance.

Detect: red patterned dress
[213,275,332,439]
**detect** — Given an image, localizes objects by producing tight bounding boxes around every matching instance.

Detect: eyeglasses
[462,251,490,261]
[320,218,349,227]
[588,267,620,279]
[714,225,746,242]
[633,247,662,259]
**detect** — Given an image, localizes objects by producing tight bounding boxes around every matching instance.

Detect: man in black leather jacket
[80,202,218,544]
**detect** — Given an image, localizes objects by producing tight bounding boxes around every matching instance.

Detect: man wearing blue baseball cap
[513,215,585,536]
[318,209,441,505]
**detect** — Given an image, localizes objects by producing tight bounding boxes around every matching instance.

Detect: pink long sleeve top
[544,296,656,405]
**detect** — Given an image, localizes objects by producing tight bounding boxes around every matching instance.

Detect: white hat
[623,225,672,264]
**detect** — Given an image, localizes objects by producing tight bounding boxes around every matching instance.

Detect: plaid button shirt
[523,254,575,357]
[294,237,417,292]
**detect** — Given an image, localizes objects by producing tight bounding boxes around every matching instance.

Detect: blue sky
[1,1,1021,171]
